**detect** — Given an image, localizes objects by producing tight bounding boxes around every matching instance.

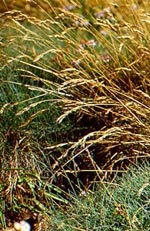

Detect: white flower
[64,4,77,11]
[14,221,31,231]
[87,39,97,47]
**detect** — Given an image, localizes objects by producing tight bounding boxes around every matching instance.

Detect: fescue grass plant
[0,0,150,229]
[47,162,150,231]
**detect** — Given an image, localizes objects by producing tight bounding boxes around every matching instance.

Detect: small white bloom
[74,17,90,27]
[64,4,77,11]
[14,221,31,231]
[80,190,88,197]
[100,30,108,36]
[87,39,97,47]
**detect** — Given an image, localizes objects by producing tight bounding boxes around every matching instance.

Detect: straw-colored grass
[0,0,150,229]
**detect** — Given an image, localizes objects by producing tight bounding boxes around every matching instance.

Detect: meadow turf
[0,0,150,230]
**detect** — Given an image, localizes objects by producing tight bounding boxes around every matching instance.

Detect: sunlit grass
[0,0,150,229]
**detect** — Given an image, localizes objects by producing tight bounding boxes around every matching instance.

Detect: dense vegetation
[0,0,150,230]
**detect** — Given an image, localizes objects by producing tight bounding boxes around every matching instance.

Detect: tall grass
[0,0,150,228]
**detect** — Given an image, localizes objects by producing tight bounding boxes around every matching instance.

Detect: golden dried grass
[0,0,150,203]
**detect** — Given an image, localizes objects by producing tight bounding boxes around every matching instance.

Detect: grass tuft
[0,0,150,229]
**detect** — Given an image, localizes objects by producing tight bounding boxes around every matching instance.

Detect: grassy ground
[48,162,150,231]
[1,163,150,230]
[0,0,150,230]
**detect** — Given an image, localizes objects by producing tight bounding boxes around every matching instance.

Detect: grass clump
[0,0,150,229]
[47,163,150,230]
